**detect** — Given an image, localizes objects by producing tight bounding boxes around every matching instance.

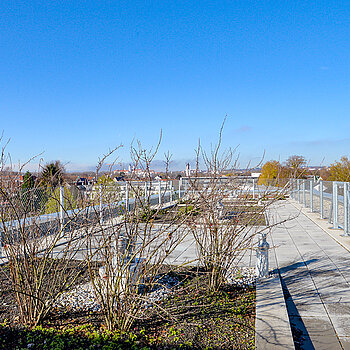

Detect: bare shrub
[183,125,287,292]
[0,141,90,327]
[86,142,190,332]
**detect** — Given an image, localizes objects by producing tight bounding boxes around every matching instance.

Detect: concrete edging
[255,275,295,349]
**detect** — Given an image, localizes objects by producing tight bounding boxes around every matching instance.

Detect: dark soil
[142,274,256,349]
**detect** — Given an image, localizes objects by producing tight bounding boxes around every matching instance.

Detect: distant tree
[21,171,35,190]
[21,171,36,210]
[285,155,307,178]
[258,161,282,186]
[329,156,350,182]
[97,174,114,185]
[320,167,331,181]
[40,161,65,187]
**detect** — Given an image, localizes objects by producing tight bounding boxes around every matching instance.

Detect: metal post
[310,179,313,212]
[297,179,301,202]
[99,184,103,223]
[158,181,161,205]
[302,180,306,206]
[252,179,255,199]
[179,178,182,199]
[170,181,173,202]
[293,178,296,199]
[320,180,324,219]
[59,186,64,232]
[333,182,338,229]
[144,182,147,200]
[0,224,2,252]
[125,183,129,212]
[344,182,349,235]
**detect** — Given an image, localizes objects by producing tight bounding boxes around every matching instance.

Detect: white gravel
[54,282,101,312]
[54,268,255,312]
[54,274,180,312]
[226,267,256,287]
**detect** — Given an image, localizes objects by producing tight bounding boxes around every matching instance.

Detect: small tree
[44,186,77,214]
[21,171,35,190]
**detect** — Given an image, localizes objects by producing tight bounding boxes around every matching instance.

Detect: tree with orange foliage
[258,160,282,186]
[329,156,350,182]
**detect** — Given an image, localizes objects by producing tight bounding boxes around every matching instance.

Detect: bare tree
[285,155,307,179]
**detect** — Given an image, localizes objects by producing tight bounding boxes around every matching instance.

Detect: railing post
[333,181,338,229]
[344,182,349,235]
[125,183,129,212]
[302,180,306,206]
[310,179,313,212]
[320,180,324,219]
[99,184,103,224]
[158,181,161,205]
[179,178,182,199]
[297,179,301,202]
[170,181,173,202]
[59,186,64,232]
[144,182,147,200]
[252,179,255,199]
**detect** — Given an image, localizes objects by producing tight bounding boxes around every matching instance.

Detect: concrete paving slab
[268,200,350,349]
[296,335,342,350]
[288,299,328,318]
[255,330,295,350]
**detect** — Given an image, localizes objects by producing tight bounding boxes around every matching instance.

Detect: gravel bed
[226,267,256,287]
[54,282,100,312]
[54,274,181,312]
[54,268,256,313]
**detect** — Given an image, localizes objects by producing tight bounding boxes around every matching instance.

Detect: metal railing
[0,180,177,252]
[0,176,287,253]
[290,178,350,235]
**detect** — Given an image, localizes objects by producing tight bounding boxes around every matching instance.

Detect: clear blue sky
[1,1,349,171]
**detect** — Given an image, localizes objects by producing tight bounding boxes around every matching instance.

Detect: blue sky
[1,1,349,171]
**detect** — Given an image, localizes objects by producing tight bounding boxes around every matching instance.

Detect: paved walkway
[268,199,350,349]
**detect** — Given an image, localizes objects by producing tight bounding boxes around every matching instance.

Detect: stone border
[255,275,295,349]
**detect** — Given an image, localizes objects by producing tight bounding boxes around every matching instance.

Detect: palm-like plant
[40,161,65,187]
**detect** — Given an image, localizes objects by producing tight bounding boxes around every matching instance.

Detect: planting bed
[0,264,255,349]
